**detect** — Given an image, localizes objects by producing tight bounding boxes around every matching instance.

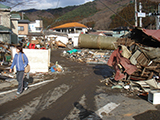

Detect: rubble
[0,35,68,87]
[60,30,160,104]
[62,49,113,64]
[0,26,159,105]
[50,61,64,73]
[61,36,160,83]
[101,36,160,104]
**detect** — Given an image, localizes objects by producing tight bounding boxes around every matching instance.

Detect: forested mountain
[16,0,160,30]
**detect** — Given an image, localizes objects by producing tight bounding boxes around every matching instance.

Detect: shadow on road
[93,64,114,78]
[40,117,52,120]
[74,102,102,120]
[133,110,160,120]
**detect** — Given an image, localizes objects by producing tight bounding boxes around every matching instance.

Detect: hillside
[109,0,160,29]
[18,0,160,30]
[20,6,78,29]
[81,0,131,30]
[17,0,131,30]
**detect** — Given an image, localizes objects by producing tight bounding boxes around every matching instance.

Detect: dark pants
[17,71,28,93]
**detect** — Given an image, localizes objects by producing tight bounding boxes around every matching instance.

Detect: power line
[106,0,129,7]
[56,0,60,8]
[45,0,60,30]
[99,0,133,27]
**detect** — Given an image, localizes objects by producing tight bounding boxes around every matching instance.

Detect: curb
[0,79,56,95]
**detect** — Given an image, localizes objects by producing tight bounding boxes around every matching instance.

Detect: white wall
[11,48,50,73]
[45,35,68,45]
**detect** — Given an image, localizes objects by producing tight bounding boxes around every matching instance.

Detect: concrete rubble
[62,49,113,64]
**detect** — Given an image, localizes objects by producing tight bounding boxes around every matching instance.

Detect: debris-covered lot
[0,47,160,120]
[61,37,160,104]
[0,28,160,119]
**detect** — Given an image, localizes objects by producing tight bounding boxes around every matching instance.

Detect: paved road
[0,49,159,120]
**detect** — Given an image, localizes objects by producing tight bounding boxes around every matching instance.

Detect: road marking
[95,102,120,118]
[0,79,56,95]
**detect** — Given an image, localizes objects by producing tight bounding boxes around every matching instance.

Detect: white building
[29,20,43,33]
[52,22,88,47]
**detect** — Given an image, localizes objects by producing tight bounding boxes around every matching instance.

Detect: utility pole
[139,2,142,27]
[156,3,160,30]
[22,12,25,20]
[135,0,138,27]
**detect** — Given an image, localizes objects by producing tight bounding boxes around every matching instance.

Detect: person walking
[9,45,29,94]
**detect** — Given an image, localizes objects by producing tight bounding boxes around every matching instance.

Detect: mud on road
[0,48,160,120]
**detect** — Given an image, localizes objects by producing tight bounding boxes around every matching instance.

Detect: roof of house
[0,25,11,33]
[142,28,160,42]
[0,3,10,10]
[52,22,88,29]
[11,14,21,20]
[18,20,30,23]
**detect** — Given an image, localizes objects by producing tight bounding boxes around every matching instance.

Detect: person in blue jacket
[10,45,29,94]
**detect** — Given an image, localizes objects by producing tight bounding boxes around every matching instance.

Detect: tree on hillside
[109,0,159,29]
[53,2,98,27]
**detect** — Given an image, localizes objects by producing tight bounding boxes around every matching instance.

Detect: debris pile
[61,37,160,82]
[0,43,12,66]
[61,35,160,104]
[62,49,113,64]
[102,37,160,104]
[115,38,160,81]
[50,61,64,73]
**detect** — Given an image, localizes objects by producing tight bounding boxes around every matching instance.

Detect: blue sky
[2,0,94,11]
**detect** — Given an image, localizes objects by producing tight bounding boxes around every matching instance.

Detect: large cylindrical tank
[78,34,118,50]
